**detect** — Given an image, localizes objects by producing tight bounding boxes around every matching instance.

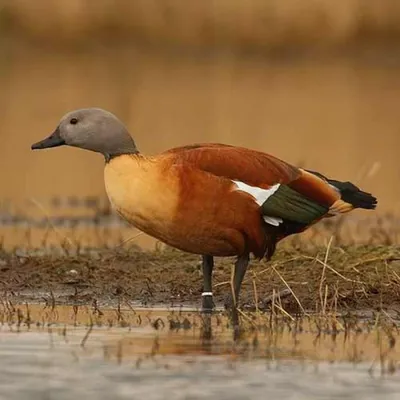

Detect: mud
[1,245,399,314]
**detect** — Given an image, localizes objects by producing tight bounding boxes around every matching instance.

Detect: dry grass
[3,1,400,51]
[0,236,399,315]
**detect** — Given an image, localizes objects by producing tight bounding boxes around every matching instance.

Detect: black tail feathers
[330,180,377,210]
[306,169,378,210]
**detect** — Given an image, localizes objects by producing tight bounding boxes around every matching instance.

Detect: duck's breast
[104,155,179,238]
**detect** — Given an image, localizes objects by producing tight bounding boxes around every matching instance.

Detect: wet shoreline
[0,303,399,399]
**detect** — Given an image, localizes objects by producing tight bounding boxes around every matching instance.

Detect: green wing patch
[261,185,328,225]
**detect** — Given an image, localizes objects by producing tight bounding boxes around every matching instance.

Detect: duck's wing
[164,143,300,188]
[164,143,341,231]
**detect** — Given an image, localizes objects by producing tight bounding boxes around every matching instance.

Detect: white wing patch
[232,180,283,226]
[262,216,282,226]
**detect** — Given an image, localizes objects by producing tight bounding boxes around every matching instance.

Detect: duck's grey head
[31,108,138,161]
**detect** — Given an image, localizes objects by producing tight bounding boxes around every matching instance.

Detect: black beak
[31,126,66,150]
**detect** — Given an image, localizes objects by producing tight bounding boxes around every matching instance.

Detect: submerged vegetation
[0,300,399,374]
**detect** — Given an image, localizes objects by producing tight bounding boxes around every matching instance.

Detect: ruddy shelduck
[31,108,377,318]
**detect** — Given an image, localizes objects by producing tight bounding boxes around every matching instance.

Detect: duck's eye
[70,118,78,125]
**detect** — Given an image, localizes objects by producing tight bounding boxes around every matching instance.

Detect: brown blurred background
[1,1,400,250]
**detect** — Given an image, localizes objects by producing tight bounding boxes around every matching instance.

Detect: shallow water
[0,304,399,399]
[1,337,399,400]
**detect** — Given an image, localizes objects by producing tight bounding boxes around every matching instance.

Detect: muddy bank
[0,245,399,313]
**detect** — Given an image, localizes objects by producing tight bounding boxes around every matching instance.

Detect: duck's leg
[201,255,215,312]
[230,252,250,336]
